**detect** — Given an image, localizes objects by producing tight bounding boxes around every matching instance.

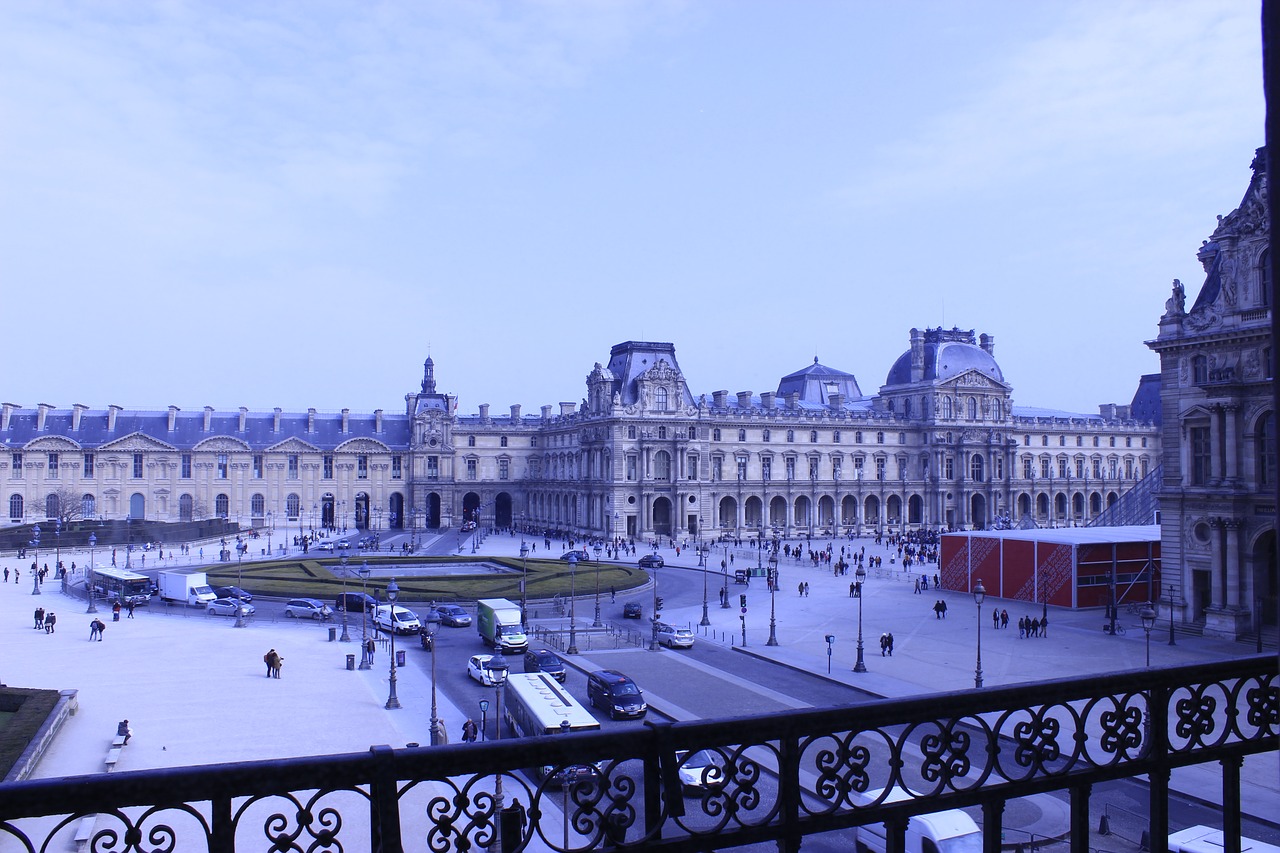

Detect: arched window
[251,493,265,516]
[967,397,978,420]
[286,493,301,519]
[786,430,794,443]
[654,451,671,480]
[713,428,721,441]
[970,454,985,482]
[876,431,885,444]
[992,399,1003,420]
[833,430,842,443]
[46,493,60,519]
[9,494,23,521]
[763,429,771,443]
[809,430,818,443]
[655,387,668,410]
[215,494,230,518]
[1260,249,1270,307]
[179,494,194,521]
[82,494,96,518]
[1259,412,1276,487]
[855,431,863,443]
[941,397,953,419]
[903,398,913,417]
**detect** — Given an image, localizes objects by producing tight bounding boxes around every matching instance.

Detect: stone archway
[908,494,924,525]
[426,493,441,528]
[354,493,369,530]
[970,493,987,529]
[389,493,404,529]
[495,492,513,528]
[718,496,738,532]
[1252,529,1277,629]
[463,492,481,525]
[652,496,673,537]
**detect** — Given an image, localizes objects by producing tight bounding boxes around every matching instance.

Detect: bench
[111,735,126,748]
[74,816,96,845]
[104,748,121,769]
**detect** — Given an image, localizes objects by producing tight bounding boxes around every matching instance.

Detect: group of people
[263,648,284,678]
[1017,614,1048,638]
[33,607,57,633]
[879,632,895,656]
[912,574,941,594]
[89,618,107,640]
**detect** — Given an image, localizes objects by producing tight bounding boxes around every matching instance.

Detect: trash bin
[396,650,406,667]
[328,627,337,642]
[346,654,355,671]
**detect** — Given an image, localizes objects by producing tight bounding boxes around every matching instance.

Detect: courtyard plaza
[0,527,1273,846]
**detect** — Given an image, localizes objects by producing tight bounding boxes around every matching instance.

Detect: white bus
[505,672,600,738]
[90,567,152,606]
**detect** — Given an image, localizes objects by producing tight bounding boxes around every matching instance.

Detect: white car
[656,622,694,649]
[207,598,255,618]
[284,598,332,620]
[467,654,510,687]
[372,605,421,635]
[677,749,726,794]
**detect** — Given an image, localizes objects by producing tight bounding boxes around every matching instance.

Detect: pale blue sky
[0,1,1263,417]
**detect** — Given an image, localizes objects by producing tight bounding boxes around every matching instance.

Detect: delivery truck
[157,569,217,606]
[853,787,981,853]
[476,598,528,653]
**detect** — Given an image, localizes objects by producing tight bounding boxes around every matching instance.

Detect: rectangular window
[875,457,886,478]
[181,454,192,479]
[995,456,1003,479]
[626,455,637,481]
[134,453,144,479]
[688,454,698,480]
[288,455,299,480]
[10,453,20,478]
[499,458,510,480]
[1041,458,1051,478]
[357,455,368,479]
[252,454,263,479]
[323,455,334,479]
[737,458,748,480]
[466,459,478,480]
[945,457,954,479]
[47,453,58,478]
[1076,459,1085,478]
[1190,426,1211,485]
[83,453,95,478]
[427,456,440,479]
[500,436,508,447]
[1058,459,1069,478]
[1023,458,1034,479]
[216,453,228,479]
[392,455,402,479]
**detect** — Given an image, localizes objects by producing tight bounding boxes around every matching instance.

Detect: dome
[884,328,1006,388]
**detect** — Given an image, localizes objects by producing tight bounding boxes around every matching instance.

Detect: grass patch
[0,688,61,780]
[204,557,647,604]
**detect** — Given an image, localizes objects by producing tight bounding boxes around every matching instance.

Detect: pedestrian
[992,608,999,629]
[90,619,101,641]
[127,601,136,618]
[879,633,888,656]
[798,581,805,597]
[273,654,284,678]
[3,567,7,582]
[34,607,45,630]
[364,637,376,666]
[112,601,121,622]
[1000,609,1009,629]
[462,718,478,743]
[1029,617,1040,638]
[934,573,940,588]
[913,578,921,594]
[265,649,278,678]
[849,581,856,598]
[510,797,528,838]
[44,611,57,633]
[117,719,132,745]
[1018,616,1026,638]
[933,600,943,619]
[885,632,894,656]
[1039,614,1048,637]
[610,586,616,603]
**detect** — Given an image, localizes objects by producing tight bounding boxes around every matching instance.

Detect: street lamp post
[721,545,730,609]
[854,565,867,673]
[55,519,62,576]
[234,547,246,628]
[1167,583,1177,646]
[699,544,711,627]
[649,553,661,652]
[266,510,274,556]
[973,578,986,688]
[566,555,579,654]
[478,699,489,743]
[1141,601,1157,667]
[766,550,780,646]
[427,607,444,743]
[31,524,41,596]
[385,578,402,709]
[86,533,98,613]
[339,556,351,642]
[359,563,371,668]
[519,542,530,630]
[592,544,603,628]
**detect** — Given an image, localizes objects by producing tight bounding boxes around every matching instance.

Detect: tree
[44,487,87,525]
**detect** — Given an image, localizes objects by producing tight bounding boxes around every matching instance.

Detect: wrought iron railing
[0,656,1274,852]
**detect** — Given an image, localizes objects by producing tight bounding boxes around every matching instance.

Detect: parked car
[316,542,335,552]
[560,550,590,561]
[214,585,252,602]
[207,598,255,618]
[656,622,694,649]
[639,554,664,568]
[336,539,350,549]
[461,521,477,531]
[435,604,471,627]
[586,669,647,720]
[540,761,603,789]
[467,654,510,687]
[335,592,379,613]
[358,535,376,549]
[523,648,567,682]
[284,598,332,620]
[623,602,643,619]
[677,749,726,794]
[373,605,422,635]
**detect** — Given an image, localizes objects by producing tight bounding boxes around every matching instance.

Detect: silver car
[284,598,332,620]
[207,598,255,617]
[656,622,694,649]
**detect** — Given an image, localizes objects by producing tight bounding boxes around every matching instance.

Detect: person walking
[992,608,999,629]
[1039,614,1048,637]
[364,637,376,666]
[44,612,57,633]
[879,633,888,657]
[462,718,478,743]
[1018,616,1026,638]
[127,601,136,619]
[1000,609,1009,629]
[112,601,121,622]
[885,632,894,656]
[34,607,45,630]
[265,649,278,678]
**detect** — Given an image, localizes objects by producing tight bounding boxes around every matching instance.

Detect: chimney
[761,392,776,409]
[341,408,350,435]
[37,403,52,431]
[203,406,213,432]
[1098,404,1117,419]
[307,408,316,433]
[479,404,490,423]
[980,333,994,356]
[510,404,521,422]
[559,402,577,416]
[1116,405,1131,420]
[374,409,383,434]
[830,393,845,410]
[73,404,88,431]
[713,390,728,407]
[1,403,14,432]
[737,391,753,408]
[168,405,180,432]
[273,408,282,434]
[239,407,248,433]
[910,328,924,382]
[109,405,122,432]
[541,405,553,421]
[785,392,799,409]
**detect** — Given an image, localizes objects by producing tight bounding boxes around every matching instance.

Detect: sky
[0,1,1264,418]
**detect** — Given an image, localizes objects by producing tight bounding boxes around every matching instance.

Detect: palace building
[1,330,1159,544]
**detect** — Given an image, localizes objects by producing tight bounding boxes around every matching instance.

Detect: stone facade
[2,334,1159,546]
[1147,148,1277,640]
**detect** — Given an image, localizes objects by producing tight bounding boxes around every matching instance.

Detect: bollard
[346,654,355,671]
[328,627,337,642]
[396,649,406,666]
[1098,813,1110,836]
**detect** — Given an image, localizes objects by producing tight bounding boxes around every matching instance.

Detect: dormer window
[655,387,668,410]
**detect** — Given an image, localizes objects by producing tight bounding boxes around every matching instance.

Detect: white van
[1168,825,1280,853]
[372,605,421,635]
[854,787,981,853]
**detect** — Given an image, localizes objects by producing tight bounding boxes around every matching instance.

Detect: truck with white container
[853,787,981,853]
[157,569,217,607]
[476,598,528,653]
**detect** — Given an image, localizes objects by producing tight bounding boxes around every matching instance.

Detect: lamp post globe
[766,550,780,647]
[853,565,867,673]
[973,578,986,689]
[86,533,99,613]
[339,555,351,641]
[1140,602,1157,667]
[385,578,402,709]
[566,555,579,655]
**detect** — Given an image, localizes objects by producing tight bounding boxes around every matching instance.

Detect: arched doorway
[908,494,924,525]
[794,496,812,529]
[842,495,859,528]
[129,493,145,521]
[1253,529,1277,629]
[886,495,902,526]
[463,492,481,525]
[970,494,987,529]
[768,496,787,531]
[718,496,738,532]
[354,493,369,530]
[652,497,673,537]
[495,492,513,528]
[426,493,441,528]
[322,494,335,530]
[389,493,404,529]
[864,495,880,528]
[744,496,762,529]
[1017,493,1032,520]
[818,495,835,530]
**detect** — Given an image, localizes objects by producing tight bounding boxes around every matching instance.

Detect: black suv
[586,669,647,720]
[335,592,379,613]
[524,648,567,682]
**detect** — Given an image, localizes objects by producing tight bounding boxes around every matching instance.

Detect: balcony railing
[0,656,1274,852]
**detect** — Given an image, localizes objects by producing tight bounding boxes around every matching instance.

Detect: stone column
[1223,404,1240,482]
[1224,518,1242,608]
[1208,517,1225,608]
[1208,406,1223,483]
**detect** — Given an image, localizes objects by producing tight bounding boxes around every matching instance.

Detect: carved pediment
[943,370,1003,390]
[641,359,681,384]
[22,435,83,451]
[98,432,179,452]
[191,436,253,452]
[264,437,323,453]
[336,437,392,453]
